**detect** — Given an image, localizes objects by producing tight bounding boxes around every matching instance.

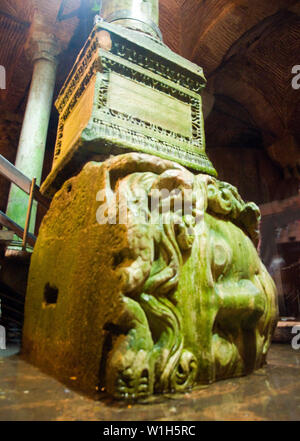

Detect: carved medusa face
[100,154,277,399]
[22,153,277,401]
[200,211,277,380]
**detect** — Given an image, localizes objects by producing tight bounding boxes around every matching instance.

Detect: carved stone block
[23,153,278,400]
[41,20,216,198]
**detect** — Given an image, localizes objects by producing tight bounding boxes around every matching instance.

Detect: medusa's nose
[216,277,265,312]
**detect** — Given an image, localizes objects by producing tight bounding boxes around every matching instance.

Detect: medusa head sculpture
[23,153,278,401]
[94,153,278,400]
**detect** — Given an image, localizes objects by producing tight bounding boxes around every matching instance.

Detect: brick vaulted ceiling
[0,0,299,198]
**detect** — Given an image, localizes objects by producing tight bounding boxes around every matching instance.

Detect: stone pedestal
[22,153,278,400]
[40,20,216,199]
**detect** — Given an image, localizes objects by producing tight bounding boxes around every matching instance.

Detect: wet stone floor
[0,344,299,421]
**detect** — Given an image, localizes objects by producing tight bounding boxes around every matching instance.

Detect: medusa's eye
[211,240,232,281]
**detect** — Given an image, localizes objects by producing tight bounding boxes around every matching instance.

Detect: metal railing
[0,154,50,249]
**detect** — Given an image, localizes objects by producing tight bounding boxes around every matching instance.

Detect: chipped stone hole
[112,252,124,269]
[111,247,134,270]
[109,169,133,192]
[153,241,160,261]
[111,247,138,285]
[43,283,59,306]
[103,322,124,336]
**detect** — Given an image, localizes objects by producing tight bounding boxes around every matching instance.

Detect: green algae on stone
[23,153,278,400]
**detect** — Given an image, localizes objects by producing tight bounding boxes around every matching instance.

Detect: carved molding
[26,32,61,64]
[54,47,208,171]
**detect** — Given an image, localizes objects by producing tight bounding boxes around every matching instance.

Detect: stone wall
[208,147,299,206]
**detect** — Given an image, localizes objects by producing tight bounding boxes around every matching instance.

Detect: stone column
[6,32,60,241]
[100,0,161,39]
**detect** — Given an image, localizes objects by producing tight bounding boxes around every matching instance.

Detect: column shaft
[6,35,59,238]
